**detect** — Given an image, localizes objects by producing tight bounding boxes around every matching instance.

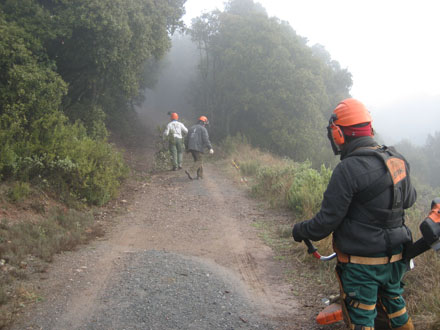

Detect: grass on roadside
[0,208,100,264]
[0,206,104,328]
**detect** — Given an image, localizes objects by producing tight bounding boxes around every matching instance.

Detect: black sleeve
[297,162,355,241]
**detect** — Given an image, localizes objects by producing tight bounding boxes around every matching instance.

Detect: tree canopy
[0,0,186,204]
[1,0,186,137]
[189,0,352,165]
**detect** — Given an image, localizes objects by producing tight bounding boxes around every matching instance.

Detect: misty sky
[183,0,440,145]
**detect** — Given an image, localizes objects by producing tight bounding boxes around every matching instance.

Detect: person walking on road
[163,112,188,171]
[292,98,417,330]
[185,116,213,180]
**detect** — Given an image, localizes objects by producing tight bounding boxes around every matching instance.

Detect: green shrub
[152,126,173,172]
[0,112,129,206]
[249,159,332,213]
[7,182,31,203]
[287,163,332,218]
[251,162,297,207]
[239,159,261,177]
[62,138,129,206]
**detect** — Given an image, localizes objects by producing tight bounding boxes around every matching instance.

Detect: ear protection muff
[328,114,345,145]
[327,114,345,155]
[330,123,345,145]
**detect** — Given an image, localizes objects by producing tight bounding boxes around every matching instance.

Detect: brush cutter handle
[304,238,317,254]
[304,239,337,261]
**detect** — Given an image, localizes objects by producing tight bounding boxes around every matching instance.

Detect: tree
[0,13,67,172]
[189,0,351,166]
[1,0,186,137]
[0,0,187,203]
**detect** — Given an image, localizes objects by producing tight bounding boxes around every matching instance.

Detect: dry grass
[0,183,105,328]
[403,199,440,329]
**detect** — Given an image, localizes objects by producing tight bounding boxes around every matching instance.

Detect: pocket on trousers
[343,284,360,300]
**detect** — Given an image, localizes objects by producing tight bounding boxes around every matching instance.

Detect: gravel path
[80,250,276,330]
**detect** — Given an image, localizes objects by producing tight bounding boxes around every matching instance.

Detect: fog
[371,95,440,146]
[182,0,440,147]
[137,33,199,131]
[139,32,440,148]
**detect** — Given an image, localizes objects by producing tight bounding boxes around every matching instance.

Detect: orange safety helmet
[332,98,372,127]
[198,115,208,123]
[327,98,373,154]
[170,112,178,120]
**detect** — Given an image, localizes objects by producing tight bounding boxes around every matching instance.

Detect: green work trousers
[169,137,184,169]
[188,150,203,179]
[338,259,409,328]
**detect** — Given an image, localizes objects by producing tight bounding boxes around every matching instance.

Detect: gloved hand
[292,223,305,242]
[209,149,214,155]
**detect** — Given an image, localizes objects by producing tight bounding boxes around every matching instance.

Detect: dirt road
[6,160,340,330]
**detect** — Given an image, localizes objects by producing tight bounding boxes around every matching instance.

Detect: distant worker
[163,112,188,171]
[292,98,417,329]
[185,116,213,180]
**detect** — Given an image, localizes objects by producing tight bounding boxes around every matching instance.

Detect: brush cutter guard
[304,239,337,261]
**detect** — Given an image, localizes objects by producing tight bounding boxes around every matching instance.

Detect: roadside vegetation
[218,135,440,329]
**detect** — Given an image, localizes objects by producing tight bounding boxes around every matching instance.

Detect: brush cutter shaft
[304,239,337,261]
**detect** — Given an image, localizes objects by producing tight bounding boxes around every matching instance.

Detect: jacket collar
[340,136,379,160]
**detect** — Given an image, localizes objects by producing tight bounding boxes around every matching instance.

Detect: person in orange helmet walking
[163,112,188,171]
[292,98,417,329]
[185,116,213,180]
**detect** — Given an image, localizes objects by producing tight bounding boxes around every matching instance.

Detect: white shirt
[163,120,188,139]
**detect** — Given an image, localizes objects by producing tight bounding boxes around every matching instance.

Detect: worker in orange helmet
[163,112,188,171]
[185,116,213,180]
[292,98,417,329]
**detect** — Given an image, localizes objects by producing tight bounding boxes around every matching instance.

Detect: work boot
[172,166,177,171]
[185,170,193,180]
[197,168,203,179]
[178,165,183,170]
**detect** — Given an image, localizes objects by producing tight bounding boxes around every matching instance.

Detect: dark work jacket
[296,136,417,256]
[186,124,212,153]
